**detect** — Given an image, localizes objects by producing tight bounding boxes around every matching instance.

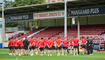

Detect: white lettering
[70,8,100,15]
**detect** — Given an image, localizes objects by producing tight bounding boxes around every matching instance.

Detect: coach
[23,37,29,56]
[87,37,93,55]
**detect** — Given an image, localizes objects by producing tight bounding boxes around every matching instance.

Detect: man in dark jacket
[23,37,29,56]
[86,37,93,55]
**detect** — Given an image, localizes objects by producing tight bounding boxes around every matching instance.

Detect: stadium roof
[1,0,105,15]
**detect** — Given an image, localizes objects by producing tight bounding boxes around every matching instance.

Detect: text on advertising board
[68,6,105,16]
[5,13,33,21]
[34,11,64,19]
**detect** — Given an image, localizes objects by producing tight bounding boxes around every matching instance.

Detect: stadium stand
[9,33,24,39]
[50,25,105,43]
[33,27,64,40]
[11,24,105,46]
[10,28,41,39]
[18,24,104,44]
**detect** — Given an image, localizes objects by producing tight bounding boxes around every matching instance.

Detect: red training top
[63,40,68,47]
[81,39,86,45]
[51,40,55,46]
[56,39,62,47]
[69,40,73,46]
[14,40,18,47]
[73,38,79,46]
[35,40,39,47]
[38,40,44,48]
[8,39,14,47]
[44,40,48,47]
[47,40,52,48]
[29,39,36,46]
[18,39,24,47]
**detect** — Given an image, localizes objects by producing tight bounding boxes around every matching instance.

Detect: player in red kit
[8,38,15,56]
[69,38,74,54]
[73,36,79,55]
[29,37,36,56]
[38,38,45,56]
[56,38,62,56]
[35,40,39,55]
[81,36,87,55]
[44,39,48,55]
[18,38,24,56]
[62,39,69,56]
[47,39,52,56]
[21,38,24,55]
[14,38,19,55]
[51,39,56,54]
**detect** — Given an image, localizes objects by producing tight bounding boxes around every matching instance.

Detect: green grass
[0,49,105,60]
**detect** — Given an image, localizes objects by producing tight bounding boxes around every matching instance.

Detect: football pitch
[0,49,105,60]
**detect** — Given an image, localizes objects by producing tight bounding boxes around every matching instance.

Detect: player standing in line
[38,38,45,56]
[56,38,62,56]
[69,38,74,54]
[29,37,36,56]
[13,38,16,56]
[62,39,69,56]
[81,36,87,55]
[8,38,15,56]
[61,39,64,56]
[47,39,53,56]
[44,39,48,55]
[18,39,21,56]
[35,40,39,55]
[73,36,79,55]
[21,38,24,55]
[23,37,29,56]
[18,38,24,56]
[51,39,56,55]
[14,38,19,55]
[8,38,12,55]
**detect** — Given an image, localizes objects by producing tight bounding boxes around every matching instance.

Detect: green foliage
[4,0,44,8]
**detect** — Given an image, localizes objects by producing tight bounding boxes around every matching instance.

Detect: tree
[4,0,13,8]
[4,0,44,8]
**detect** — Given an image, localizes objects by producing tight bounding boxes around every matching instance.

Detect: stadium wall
[75,15,105,25]
[37,15,105,28]
[88,16,105,25]
[37,19,71,27]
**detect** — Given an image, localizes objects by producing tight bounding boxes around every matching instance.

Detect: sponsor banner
[34,11,64,19]
[68,6,105,17]
[5,13,33,21]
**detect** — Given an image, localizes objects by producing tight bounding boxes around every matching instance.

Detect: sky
[0,0,3,3]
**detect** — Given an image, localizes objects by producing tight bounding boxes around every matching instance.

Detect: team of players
[8,36,88,56]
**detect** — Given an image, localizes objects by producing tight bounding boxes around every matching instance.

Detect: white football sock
[13,53,16,56]
[35,51,38,55]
